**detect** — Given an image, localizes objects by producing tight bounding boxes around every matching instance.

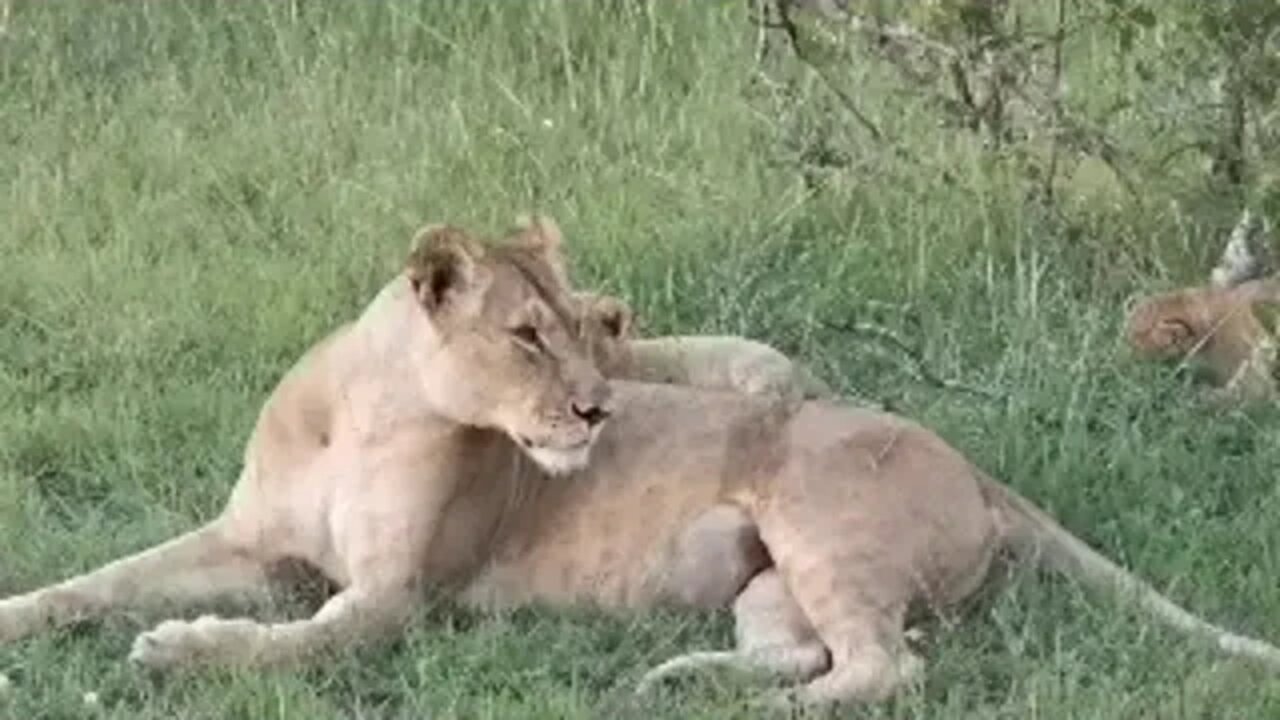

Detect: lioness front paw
[129,615,263,669]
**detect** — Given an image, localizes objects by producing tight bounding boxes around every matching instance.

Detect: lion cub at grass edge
[1125,209,1280,403]
[1,216,1279,708]
[1126,276,1280,402]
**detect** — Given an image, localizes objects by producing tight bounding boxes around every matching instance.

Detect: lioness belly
[456,490,750,611]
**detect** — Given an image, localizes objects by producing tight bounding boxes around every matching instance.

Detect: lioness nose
[572,402,610,427]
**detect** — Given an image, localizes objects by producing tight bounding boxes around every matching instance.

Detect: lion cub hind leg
[636,569,829,695]
[772,630,923,708]
[0,521,271,644]
[758,596,921,708]
[755,524,925,706]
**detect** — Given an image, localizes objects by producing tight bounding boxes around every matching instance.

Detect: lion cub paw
[129,615,262,669]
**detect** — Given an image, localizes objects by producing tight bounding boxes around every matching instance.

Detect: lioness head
[405,216,611,475]
[575,290,635,377]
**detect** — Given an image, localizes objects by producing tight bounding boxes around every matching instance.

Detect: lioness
[2,217,1278,707]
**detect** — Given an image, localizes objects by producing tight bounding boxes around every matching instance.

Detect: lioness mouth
[514,434,591,453]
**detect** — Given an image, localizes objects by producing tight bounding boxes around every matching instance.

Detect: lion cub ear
[575,291,634,340]
[406,224,491,313]
[512,213,570,283]
[1155,317,1195,351]
[513,213,563,250]
[593,294,633,340]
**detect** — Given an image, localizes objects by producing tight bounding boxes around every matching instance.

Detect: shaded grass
[2,1,1280,717]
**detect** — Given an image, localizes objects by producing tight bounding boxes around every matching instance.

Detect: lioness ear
[406,224,489,313]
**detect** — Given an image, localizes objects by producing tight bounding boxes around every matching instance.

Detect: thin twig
[1042,0,1068,203]
[1009,82,1139,199]
[1154,139,1212,169]
[783,2,1140,200]
[948,59,981,131]
[770,0,885,142]
[823,319,1004,402]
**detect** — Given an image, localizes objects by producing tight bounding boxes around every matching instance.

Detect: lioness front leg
[128,580,417,669]
[0,521,271,643]
[129,450,445,670]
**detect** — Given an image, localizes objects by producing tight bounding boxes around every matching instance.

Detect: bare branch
[1210,67,1248,189]
[948,60,981,131]
[767,0,885,142]
[1042,0,1069,203]
[822,319,1004,402]
[1007,81,1139,199]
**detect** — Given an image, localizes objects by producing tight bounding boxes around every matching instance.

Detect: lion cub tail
[982,475,1280,671]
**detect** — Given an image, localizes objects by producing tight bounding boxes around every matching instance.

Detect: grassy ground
[2,2,1280,718]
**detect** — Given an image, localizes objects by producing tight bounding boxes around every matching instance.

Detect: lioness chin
[1,216,1278,708]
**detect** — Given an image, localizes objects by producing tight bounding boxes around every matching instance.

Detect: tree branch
[768,0,885,142]
[1042,0,1069,203]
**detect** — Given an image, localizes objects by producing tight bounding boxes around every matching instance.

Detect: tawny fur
[1125,209,1278,404]
[2,217,1279,708]
[1125,276,1280,403]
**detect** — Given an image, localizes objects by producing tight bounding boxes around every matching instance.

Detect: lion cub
[576,291,835,407]
[1124,210,1279,403]
[1125,277,1280,402]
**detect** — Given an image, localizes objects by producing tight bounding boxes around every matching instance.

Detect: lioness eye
[511,324,542,348]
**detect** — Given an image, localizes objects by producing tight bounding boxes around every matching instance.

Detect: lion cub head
[575,290,635,377]
[1125,289,1206,361]
[405,216,611,475]
[1124,280,1279,395]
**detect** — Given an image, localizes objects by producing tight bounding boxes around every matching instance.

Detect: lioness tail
[984,476,1280,670]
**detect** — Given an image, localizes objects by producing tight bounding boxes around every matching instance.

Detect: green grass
[2,1,1280,718]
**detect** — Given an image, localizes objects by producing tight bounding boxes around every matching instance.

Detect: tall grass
[2,2,1279,717]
